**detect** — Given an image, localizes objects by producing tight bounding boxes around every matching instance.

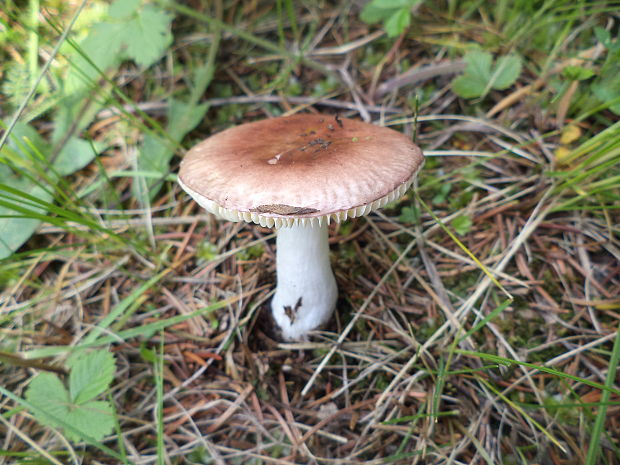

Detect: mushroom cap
[178,114,424,228]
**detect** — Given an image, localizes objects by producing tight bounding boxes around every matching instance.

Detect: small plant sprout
[178,114,424,340]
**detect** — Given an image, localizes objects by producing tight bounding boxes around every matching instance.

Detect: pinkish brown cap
[178,114,424,228]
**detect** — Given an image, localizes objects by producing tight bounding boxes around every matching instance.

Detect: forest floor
[0,1,619,464]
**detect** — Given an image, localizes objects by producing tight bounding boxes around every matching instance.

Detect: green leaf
[123,5,173,67]
[140,345,158,363]
[490,55,522,90]
[137,98,209,199]
[465,50,493,84]
[1,121,48,164]
[2,62,31,108]
[360,0,421,33]
[562,65,595,82]
[452,50,492,98]
[399,205,420,223]
[0,122,53,259]
[593,26,619,52]
[25,373,71,427]
[68,350,116,404]
[65,22,126,94]
[432,182,452,204]
[0,122,106,259]
[168,98,210,141]
[25,352,116,442]
[360,4,397,23]
[109,0,140,18]
[592,66,620,115]
[138,134,173,177]
[592,77,620,115]
[54,138,102,177]
[65,1,172,93]
[384,8,411,37]
[0,184,51,259]
[451,215,472,236]
[594,26,611,48]
[65,401,115,442]
[452,50,521,99]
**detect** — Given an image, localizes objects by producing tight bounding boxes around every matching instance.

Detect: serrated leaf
[69,350,116,404]
[360,0,420,29]
[25,373,71,427]
[465,50,493,82]
[489,55,522,90]
[28,378,114,442]
[452,51,492,98]
[121,5,173,67]
[65,2,172,93]
[65,401,115,442]
[452,74,486,98]
[453,50,521,99]
[384,8,411,37]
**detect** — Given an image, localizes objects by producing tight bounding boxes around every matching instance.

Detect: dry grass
[1,1,619,464]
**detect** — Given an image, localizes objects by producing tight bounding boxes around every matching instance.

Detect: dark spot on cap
[250,204,320,215]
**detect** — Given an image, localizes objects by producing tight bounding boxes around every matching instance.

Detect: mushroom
[178,114,424,340]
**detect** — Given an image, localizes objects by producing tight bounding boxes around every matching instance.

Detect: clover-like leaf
[65,0,172,93]
[69,350,116,405]
[453,50,522,99]
[360,0,422,37]
[122,4,173,67]
[490,55,522,90]
[26,373,71,427]
[65,401,115,442]
[384,8,411,37]
[25,350,116,442]
[452,50,493,98]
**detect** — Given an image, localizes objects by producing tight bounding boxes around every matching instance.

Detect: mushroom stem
[271,222,338,340]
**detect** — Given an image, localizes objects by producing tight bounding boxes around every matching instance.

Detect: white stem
[271,222,338,340]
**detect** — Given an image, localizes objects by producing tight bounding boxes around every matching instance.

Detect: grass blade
[585,322,620,465]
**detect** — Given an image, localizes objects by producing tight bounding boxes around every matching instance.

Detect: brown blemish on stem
[283,297,303,323]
